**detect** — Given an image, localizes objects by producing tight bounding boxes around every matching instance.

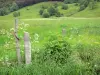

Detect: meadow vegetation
[0,0,100,75]
[0,18,100,75]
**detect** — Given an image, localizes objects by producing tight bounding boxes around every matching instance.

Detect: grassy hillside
[72,2,100,17]
[0,1,100,20]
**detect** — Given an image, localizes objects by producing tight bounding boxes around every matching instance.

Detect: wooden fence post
[24,32,31,64]
[14,18,21,64]
[62,28,66,36]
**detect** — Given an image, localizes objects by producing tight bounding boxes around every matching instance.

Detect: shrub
[0,7,8,16]
[13,11,20,17]
[47,6,57,16]
[53,2,58,8]
[55,11,62,17]
[62,4,68,10]
[9,2,19,12]
[41,5,47,9]
[64,0,70,4]
[39,9,44,15]
[89,1,97,10]
[42,10,50,18]
[42,35,71,64]
[79,0,89,11]
[64,0,76,4]
[79,5,86,11]
[74,3,78,6]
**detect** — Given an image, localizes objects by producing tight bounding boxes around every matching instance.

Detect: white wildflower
[34,33,39,43]
[10,28,14,31]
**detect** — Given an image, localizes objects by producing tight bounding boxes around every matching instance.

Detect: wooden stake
[14,18,21,64]
[24,32,31,64]
[62,28,66,36]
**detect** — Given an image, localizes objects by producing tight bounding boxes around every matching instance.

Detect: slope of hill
[0,1,100,20]
[72,2,100,17]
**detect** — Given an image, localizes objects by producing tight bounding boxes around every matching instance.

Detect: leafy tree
[0,0,14,8]
[9,2,19,12]
[0,7,8,16]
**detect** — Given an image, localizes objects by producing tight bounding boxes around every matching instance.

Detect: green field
[0,1,100,75]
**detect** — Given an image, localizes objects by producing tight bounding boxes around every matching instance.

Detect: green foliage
[79,5,86,11]
[64,0,78,4]
[55,11,62,17]
[9,2,19,12]
[62,4,68,10]
[39,9,44,15]
[47,6,57,16]
[0,61,89,75]
[0,2,19,16]
[39,4,62,17]
[0,14,100,75]
[53,2,58,8]
[76,43,94,62]
[42,35,71,64]
[0,7,8,16]
[0,0,13,8]
[13,11,20,17]
[42,10,50,18]
[78,0,90,11]
[89,0,97,10]
[41,5,47,9]
[74,3,79,6]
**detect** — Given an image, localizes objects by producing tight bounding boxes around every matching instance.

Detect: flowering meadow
[0,18,100,75]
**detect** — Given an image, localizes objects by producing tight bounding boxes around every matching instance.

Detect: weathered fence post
[62,28,66,36]
[14,18,21,64]
[24,32,31,64]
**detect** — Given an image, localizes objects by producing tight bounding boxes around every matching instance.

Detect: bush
[62,4,68,10]
[13,11,20,17]
[79,0,89,11]
[64,0,76,4]
[9,2,19,12]
[39,9,44,15]
[53,2,58,8]
[42,10,50,18]
[64,0,70,4]
[55,11,62,17]
[89,1,97,10]
[79,5,86,11]
[0,7,8,16]
[47,6,57,16]
[41,5,47,9]
[0,2,19,16]
[74,3,78,6]
[42,35,71,64]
